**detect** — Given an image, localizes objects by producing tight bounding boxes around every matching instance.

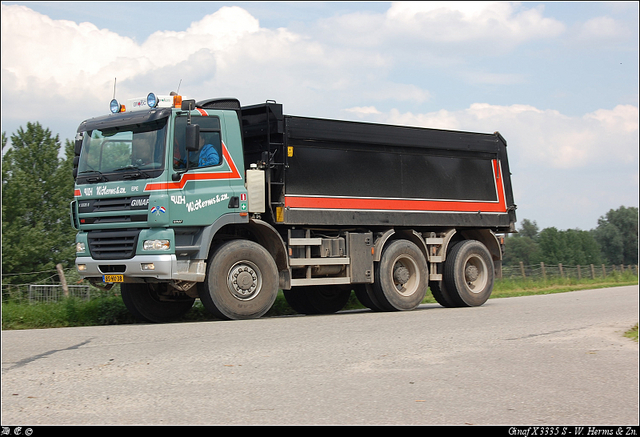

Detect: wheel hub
[236,271,255,290]
[228,262,261,300]
[394,264,411,285]
[465,264,479,282]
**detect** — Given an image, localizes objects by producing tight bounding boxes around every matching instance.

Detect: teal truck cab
[72,92,516,323]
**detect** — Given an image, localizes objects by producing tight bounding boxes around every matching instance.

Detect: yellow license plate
[103,274,124,283]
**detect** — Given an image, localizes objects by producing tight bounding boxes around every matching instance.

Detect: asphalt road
[2,286,638,426]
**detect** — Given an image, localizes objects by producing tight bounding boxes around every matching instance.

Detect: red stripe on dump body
[285,160,507,213]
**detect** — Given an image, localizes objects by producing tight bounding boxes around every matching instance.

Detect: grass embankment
[2,273,638,332]
[624,324,638,342]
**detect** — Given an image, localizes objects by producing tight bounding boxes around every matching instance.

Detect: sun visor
[77,108,173,133]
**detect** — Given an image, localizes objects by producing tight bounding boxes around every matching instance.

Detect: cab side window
[173,116,222,170]
[192,131,221,168]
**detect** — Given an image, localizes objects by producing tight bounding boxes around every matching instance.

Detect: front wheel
[121,283,195,323]
[198,240,278,320]
[443,240,494,307]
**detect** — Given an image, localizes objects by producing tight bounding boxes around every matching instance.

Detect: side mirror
[181,99,196,110]
[74,132,84,156]
[185,124,200,152]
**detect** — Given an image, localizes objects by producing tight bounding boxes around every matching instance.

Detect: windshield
[77,118,167,182]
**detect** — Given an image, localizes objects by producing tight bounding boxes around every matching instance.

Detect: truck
[71,92,517,323]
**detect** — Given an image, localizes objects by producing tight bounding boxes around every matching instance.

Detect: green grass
[2,274,637,331]
[624,324,638,342]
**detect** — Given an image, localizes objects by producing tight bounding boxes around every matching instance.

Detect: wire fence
[501,262,639,281]
[1,266,117,304]
[2,282,116,304]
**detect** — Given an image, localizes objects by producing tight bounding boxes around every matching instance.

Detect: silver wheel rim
[227,260,262,301]
[463,254,488,294]
[391,255,420,297]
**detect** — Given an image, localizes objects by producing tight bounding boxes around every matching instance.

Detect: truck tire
[354,284,386,312]
[443,240,494,307]
[429,281,459,308]
[121,283,195,323]
[283,286,351,315]
[372,239,428,311]
[198,240,278,320]
[430,241,463,308]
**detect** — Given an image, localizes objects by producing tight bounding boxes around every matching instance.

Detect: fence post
[519,261,526,279]
[602,264,606,278]
[56,264,69,297]
[541,262,546,281]
[577,265,581,280]
[590,264,595,280]
[559,263,564,278]
[620,264,625,273]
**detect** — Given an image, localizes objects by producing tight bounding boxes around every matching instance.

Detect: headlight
[143,239,170,251]
[76,242,86,253]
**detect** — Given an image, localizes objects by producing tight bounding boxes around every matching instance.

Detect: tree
[537,227,566,265]
[503,234,542,266]
[518,218,540,240]
[504,219,602,267]
[2,123,76,284]
[503,219,542,266]
[537,227,602,266]
[593,206,638,265]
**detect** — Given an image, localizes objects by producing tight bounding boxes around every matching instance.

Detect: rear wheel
[354,283,386,312]
[429,281,458,308]
[430,241,462,308]
[283,286,351,315]
[443,240,494,307]
[372,239,428,311]
[121,283,194,323]
[198,240,278,320]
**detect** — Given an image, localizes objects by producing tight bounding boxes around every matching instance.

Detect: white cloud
[0,5,262,100]
[459,71,526,85]
[574,16,633,41]
[0,4,412,120]
[343,106,382,118]
[384,1,565,47]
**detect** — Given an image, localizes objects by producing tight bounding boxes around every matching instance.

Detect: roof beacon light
[110,99,121,114]
[147,92,158,109]
[127,93,182,112]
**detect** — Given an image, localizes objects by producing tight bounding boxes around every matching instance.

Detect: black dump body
[241,102,516,232]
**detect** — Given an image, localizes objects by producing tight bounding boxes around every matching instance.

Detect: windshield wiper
[114,165,151,179]
[79,170,108,183]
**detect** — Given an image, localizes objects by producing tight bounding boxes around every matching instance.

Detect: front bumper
[75,255,206,282]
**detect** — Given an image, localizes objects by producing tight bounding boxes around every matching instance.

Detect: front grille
[87,229,140,260]
[78,196,150,213]
[99,265,126,273]
[81,215,147,225]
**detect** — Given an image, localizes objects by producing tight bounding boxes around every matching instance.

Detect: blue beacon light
[147,93,158,108]
[110,99,121,114]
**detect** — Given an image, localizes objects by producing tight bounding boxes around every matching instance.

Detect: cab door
[167,113,239,227]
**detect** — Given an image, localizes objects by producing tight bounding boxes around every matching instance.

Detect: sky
[1,1,638,232]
